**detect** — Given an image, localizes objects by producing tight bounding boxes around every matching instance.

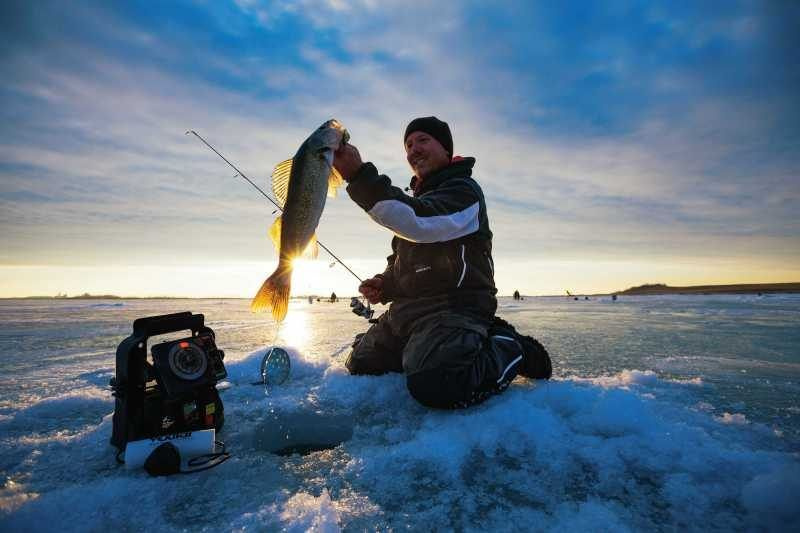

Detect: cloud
[0,0,798,292]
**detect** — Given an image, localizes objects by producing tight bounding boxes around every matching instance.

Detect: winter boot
[490,316,552,379]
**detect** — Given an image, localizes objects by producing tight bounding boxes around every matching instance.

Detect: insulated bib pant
[346,310,527,409]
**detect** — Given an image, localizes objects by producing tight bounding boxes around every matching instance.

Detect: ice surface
[0,296,799,531]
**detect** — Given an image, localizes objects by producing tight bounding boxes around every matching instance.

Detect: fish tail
[251,265,292,321]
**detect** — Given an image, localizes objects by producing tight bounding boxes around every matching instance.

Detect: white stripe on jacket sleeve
[367,200,480,243]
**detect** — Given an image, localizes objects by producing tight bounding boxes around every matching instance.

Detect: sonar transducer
[261,346,291,385]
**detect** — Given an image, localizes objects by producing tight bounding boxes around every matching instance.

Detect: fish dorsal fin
[301,234,319,259]
[268,216,282,253]
[327,166,344,198]
[271,158,293,207]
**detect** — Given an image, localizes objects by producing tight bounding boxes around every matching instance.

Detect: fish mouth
[326,119,349,146]
[314,119,349,151]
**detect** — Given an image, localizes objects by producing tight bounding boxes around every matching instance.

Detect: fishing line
[186,130,364,284]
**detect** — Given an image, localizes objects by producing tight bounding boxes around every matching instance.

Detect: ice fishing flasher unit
[110,312,230,474]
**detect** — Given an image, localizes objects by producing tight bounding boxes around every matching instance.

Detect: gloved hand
[358,276,383,304]
[333,143,363,182]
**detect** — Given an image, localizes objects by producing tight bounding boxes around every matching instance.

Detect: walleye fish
[251,119,349,321]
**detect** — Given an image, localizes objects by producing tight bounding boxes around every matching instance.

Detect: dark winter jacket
[346,157,497,319]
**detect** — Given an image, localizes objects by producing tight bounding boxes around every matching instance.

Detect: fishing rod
[186,130,364,284]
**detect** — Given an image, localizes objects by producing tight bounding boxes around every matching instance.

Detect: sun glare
[277,303,310,351]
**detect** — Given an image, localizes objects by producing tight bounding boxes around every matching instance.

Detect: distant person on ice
[333,117,551,408]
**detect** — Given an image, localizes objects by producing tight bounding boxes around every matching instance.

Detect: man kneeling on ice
[333,117,552,408]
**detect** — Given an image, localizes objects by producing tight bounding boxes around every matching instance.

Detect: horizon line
[5,281,800,301]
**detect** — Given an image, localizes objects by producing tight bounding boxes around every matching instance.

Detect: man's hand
[333,143,363,182]
[358,276,383,304]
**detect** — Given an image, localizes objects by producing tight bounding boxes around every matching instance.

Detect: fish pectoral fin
[268,216,282,253]
[301,234,319,259]
[327,166,344,198]
[272,158,293,207]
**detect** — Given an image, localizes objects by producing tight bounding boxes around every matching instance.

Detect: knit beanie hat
[404,116,453,156]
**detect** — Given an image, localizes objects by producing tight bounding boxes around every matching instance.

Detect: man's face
[405,131,451,180]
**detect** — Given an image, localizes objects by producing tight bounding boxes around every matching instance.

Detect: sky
[1,0,798,298]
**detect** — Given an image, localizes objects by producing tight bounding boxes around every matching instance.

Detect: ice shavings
[279,489,341,532]
[575,368,662,388]
[227,487,358,532]
[0,479,38,514]
[327,378,798,530]
[0,389,112,433]
[741,464,800,531]
[569,368,705,392]
[3,366,799,531]
[716,412,749,425]
[2,296,799,531]
[669,376,703,385]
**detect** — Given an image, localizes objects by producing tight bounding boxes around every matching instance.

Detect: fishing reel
[350,297,375,321]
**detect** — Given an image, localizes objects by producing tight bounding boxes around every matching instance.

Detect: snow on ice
[1,296,799,531]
